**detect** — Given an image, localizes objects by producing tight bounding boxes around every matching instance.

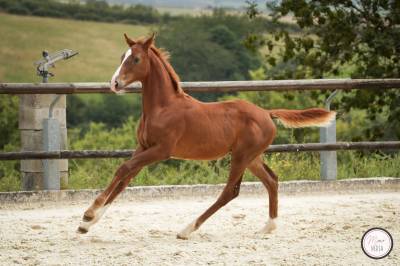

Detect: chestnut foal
[77,33,335,239]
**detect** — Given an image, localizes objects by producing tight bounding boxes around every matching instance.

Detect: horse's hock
[19,94,68,190]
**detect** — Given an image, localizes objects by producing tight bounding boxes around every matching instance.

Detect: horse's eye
[133,57,140,64]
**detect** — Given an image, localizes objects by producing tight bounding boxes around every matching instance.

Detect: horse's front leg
[77,145,169,234]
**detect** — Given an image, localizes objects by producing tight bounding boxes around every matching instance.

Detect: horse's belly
[171,139,231,160]
[171,151,228,161]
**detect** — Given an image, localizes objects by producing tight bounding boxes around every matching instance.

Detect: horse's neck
[142,54,177,114]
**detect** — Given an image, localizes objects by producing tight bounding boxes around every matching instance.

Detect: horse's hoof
[77,226,88,234]
[176,233,189,240]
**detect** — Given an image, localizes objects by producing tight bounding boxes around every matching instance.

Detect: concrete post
[320,90,338,181]
[19,94,68,190]
[43,118,61,190]
[320,121,337,180]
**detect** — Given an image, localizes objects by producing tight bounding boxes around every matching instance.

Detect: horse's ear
[124,33,136,46]
[143,32,156,51]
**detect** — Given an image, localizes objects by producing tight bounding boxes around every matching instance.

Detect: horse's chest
[137,118,160,148]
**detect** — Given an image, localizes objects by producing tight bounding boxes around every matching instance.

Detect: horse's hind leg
[248,156,279,233]
[176,156,246,239]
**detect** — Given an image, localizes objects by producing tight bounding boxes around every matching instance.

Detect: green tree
[67,94,141,129]
[248,0,400,140]
[0,96,19,150]
[156,12,263,101]
[0,95,20,191]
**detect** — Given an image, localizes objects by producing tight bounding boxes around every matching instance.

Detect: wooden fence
[0,141,399,160]
[1,78,400,161]
[1,79,399,190]
[2,79,400,94]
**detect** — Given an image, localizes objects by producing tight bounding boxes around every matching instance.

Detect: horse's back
[169,98,275,160]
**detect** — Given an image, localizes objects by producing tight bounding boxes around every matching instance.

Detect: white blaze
[110,49,132,94]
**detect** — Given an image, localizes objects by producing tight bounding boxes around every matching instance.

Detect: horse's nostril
[115,80,119,88]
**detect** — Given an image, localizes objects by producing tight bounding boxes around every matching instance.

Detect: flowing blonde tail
[269,108,336,128]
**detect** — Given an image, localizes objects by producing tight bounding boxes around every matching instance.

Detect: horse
[77,33,335,239]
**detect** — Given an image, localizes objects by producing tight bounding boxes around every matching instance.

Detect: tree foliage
[67,94,141,129]
[248,0,400,140]
[156,9,267,101]
[0,96,19,150]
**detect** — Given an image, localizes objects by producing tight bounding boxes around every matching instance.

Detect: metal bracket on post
[320,90,338,181]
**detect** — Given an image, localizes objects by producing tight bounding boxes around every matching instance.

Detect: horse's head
[110,33,155,94]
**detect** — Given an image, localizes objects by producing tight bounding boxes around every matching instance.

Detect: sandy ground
[0,192,399,266]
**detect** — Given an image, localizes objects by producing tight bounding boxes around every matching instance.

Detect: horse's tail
[269,108,336,128]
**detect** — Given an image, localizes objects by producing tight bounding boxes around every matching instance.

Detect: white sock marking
[260,218,277,234]
[79,205,110,232]
[177,220,196,239]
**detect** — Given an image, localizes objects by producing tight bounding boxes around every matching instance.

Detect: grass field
[0,13,398,192]
[0,13,151,191]
[0,13,150,83]
[0,12,148,124]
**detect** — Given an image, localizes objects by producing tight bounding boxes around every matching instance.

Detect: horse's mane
[149,45,183,94]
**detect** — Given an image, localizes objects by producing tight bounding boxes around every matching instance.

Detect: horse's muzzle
[110,78,126,95]
[110,78,120,92]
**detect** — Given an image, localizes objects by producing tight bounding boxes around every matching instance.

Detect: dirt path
[0,192,399,265]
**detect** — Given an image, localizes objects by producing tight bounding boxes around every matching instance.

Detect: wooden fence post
[19,94,68,190]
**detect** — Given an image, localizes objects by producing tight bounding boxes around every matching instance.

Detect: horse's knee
[231,174,243,199]
[218,187,239,206]
[115,163,131,178]
[232,183,241,199]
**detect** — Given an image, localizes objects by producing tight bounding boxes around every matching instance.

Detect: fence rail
[2,79,400,94]
[2,78,400,190]
[1,142,399,160]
